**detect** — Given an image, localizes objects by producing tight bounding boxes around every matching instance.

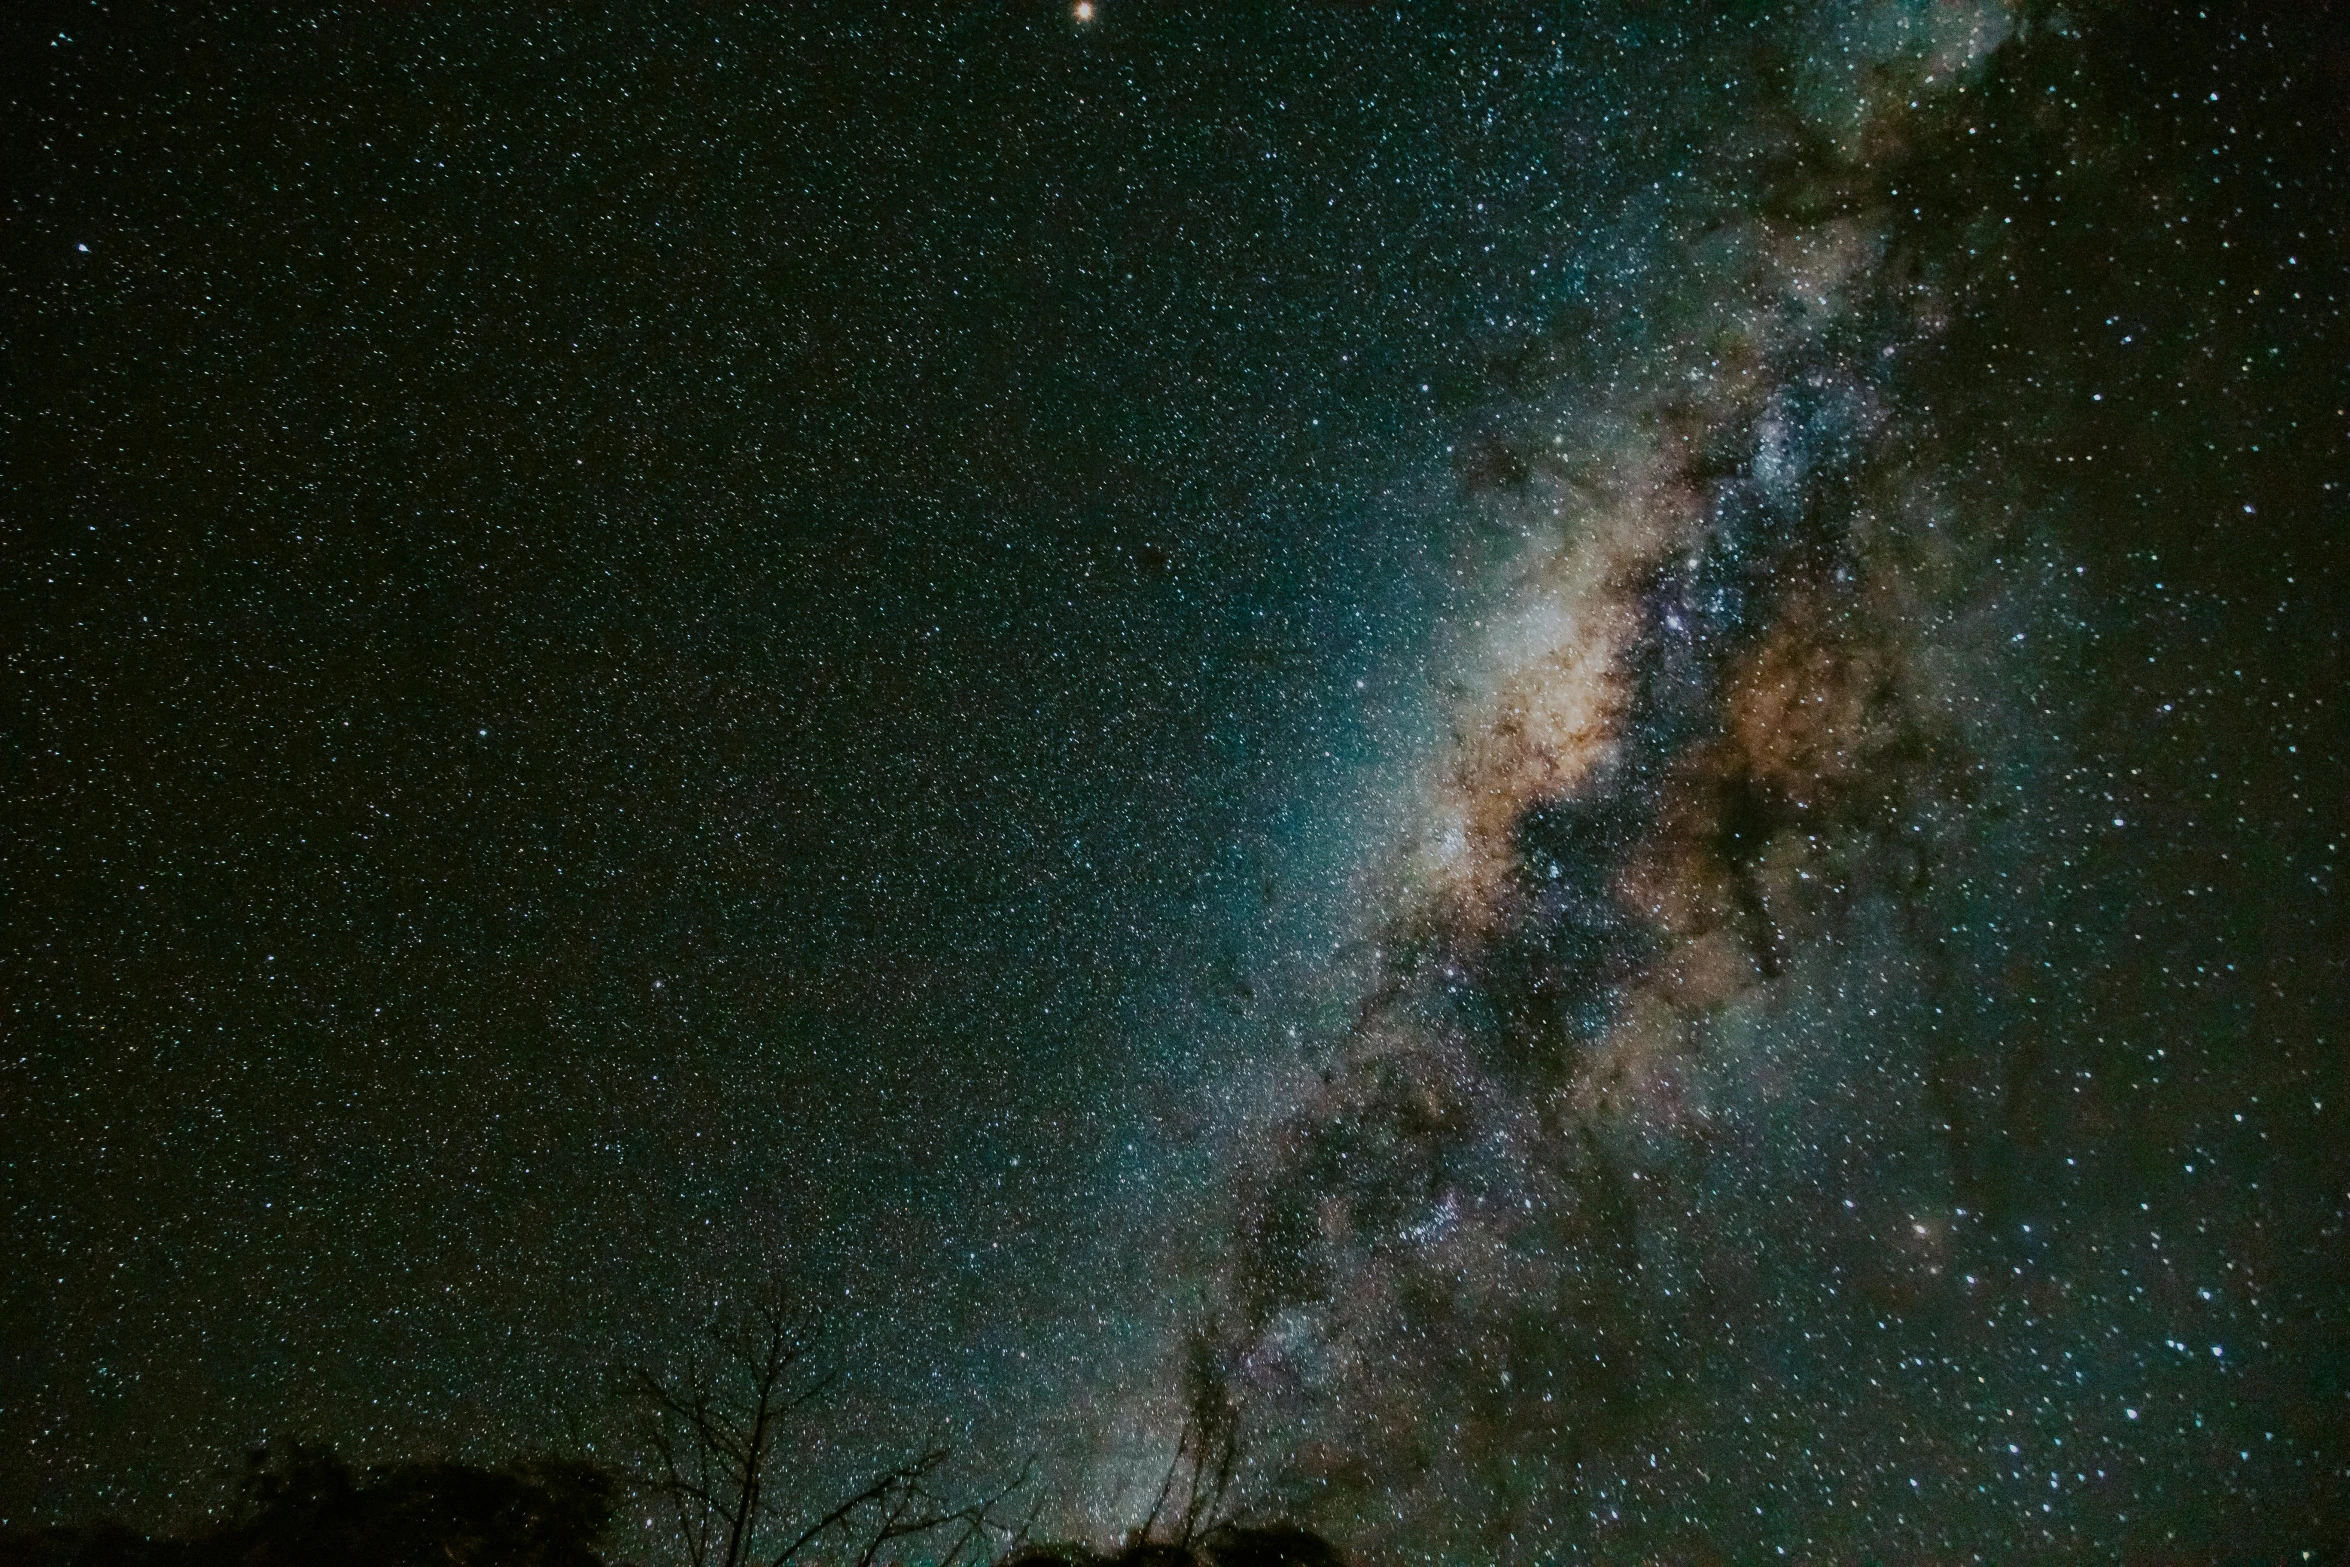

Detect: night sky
[6,1,2347,1560]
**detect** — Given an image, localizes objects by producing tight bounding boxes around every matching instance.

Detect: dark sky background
[5,0,2347,1560]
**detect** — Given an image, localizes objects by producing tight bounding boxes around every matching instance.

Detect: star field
[4,2,2346,1560]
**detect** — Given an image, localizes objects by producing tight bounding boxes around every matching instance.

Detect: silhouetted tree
[1128,1324,1242,1554]
[622,1284,1026,1567]
[993,1324,1352,1567]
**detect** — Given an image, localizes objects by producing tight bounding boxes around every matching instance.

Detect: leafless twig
[624,1282,1029,1567]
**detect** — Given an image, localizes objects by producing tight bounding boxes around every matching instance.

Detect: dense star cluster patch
[5,1,2345,1561]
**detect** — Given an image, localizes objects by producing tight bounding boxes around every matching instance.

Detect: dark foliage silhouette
[1000,1522,1344,1567]
[0,1441,1352,1567]
[1,1304,1349,1567]
[0,1444,614,1567]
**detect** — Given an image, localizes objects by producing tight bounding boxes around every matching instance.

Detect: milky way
[1122,4,2347,1558]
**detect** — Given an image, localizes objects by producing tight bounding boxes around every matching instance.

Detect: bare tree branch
[1136,1425,1188,1546]
[625,1282,1024,1567]
[763,1447,948,1567]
